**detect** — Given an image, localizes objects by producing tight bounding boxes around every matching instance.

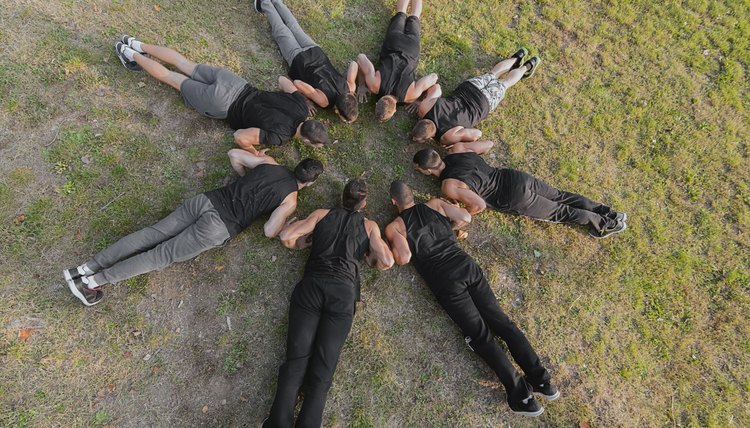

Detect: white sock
[78,264,95,276]
[83,276,100,290]
[130,39,144,53]
[122,46,137,62]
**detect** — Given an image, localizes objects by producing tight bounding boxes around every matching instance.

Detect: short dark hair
[294,158,324,184]
[412,148,442,170]
[300,120,330,146]
[336,93,359,122]
[375,95,398,122]
[342,179,367,211]
[411,119,437,142]
[389,180,414,206]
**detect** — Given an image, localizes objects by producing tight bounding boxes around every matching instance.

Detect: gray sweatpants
[87,194,230,285]
[261,0,317,65]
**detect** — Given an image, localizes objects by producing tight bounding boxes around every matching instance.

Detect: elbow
[264,227,277,239]
[394,251,411,266]
[380,254,395,270]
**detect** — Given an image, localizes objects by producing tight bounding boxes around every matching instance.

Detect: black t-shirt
[379,15,421,102]
[400,204,481,288]
[289,46,349,106]
[204,164,298,237]
[424,81,490,140]
[226,85,308,146]
[440,152,504,208]
[304,209,369,285]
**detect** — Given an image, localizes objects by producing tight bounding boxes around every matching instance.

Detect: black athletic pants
[429,262,550,404]
[500,169,615,232]
[265,276,355,428]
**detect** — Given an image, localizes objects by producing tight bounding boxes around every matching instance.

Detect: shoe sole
[511,407,545,417]
[66,278,99,307]
[63,268,77,282]
[540,390,560,401]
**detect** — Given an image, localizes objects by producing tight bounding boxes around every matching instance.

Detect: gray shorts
[467,73,506,112]
[180,64,248,119]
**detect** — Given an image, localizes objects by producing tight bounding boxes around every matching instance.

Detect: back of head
[412,148,442,170]
[411,119,436,143]
[389,180,414,206]
[375,95,398,122]
[336,93,359,122]
[342,179,368,211]
[300,120,330,146]
[294,158,324,184]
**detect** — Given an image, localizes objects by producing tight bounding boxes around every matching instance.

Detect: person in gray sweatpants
[63,149,324,306]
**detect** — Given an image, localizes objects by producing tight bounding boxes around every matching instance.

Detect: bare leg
[490,57,517,78]
[396,0,409,13]
[500,67,526,89]
[132,53,188,91]
[410,0,423,18]
[140,44,197,77]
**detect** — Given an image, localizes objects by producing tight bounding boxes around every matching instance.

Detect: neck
[433,162,445,176]
[296,181,305,190]
[398,201,416,213]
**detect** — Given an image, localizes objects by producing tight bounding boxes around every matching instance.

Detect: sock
[121,46,137,62]
[78,264,95,276]
[83,275,100,290]
[130,39,144,53]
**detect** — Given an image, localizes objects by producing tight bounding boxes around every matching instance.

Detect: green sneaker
[522,56,541,79]
[510,47,529,69]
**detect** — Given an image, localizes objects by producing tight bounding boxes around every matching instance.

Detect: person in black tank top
[412,143,629,239]
[63,150,324,307]
[263,180,394,428]
[411,48,542,145]
[384,181,558,417]
[355,0,438,122]
[255,0,360,123]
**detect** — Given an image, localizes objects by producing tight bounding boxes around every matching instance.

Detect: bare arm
[356,54,380,100]
[227,148,277,176]
[404,73,438,104]
[279,209,329,249]
[293,80,330,108]
[233,128,261,153]
[426,198,472,230]
[364,219,395,270]
[384,219,412,265]
[264,193,298,238]
[440,127,483,145]
[442,179,487,215]
[416,83,442,117]
[448,140,495,155]
[346,61,358,94]
[278,76,298,94]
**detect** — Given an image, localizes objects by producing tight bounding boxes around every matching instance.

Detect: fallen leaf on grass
[137,82,146,88]
[123,351,132,358]
[239,393,247,402]
[579,422,591,428]
[214,265,225,271]
[18,328,33,341]
[154,5,161,11]
[107,383,115,392]
[75,230,83,240]
[151,366,160,374]
[201,405,208,414]
[14,214,25,224]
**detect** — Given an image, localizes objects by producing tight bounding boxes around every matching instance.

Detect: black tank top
[423,81,490,140]
[204,164,298,237]
[304,209,370,288]
[439,152,505,209]
[289,47,349,106]
[399,204,470,284]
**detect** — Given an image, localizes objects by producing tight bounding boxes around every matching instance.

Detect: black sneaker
[589,219,627,239]
[120,34,145,54]
[607,211,628,223]
[63,267,82,283]
[510,47,529,69]
[67,277,103,307]
[522,56,541,79]
[114,42,142,71]
[530,381,560,401]
[253,0,263,12]
[509,395,544,417]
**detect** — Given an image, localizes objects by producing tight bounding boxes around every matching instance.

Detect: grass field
[1,0,749,426]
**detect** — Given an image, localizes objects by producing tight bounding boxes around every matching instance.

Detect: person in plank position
[63,150,323,306]
[112,35,329,154]
[262,180,394,428]
[384,181,559,417]
[413,143,627,238]
[411,49,540,145]
[254,0,359,123]
[356,0,438,122]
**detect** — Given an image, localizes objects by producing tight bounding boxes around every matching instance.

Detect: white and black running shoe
[509,395,544,417]
[607,211,628,223]
[63,267,83,283]
[114,42,141,71]
[530,381,561,401]
[120,34,146,53]
[589,219,627,239]
[67,276,103,306]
